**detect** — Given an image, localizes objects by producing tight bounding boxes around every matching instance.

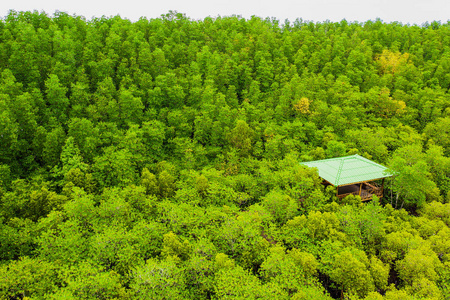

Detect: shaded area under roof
[300,154,392,186]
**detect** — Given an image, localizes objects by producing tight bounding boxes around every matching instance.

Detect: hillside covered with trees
[0,10,449,299]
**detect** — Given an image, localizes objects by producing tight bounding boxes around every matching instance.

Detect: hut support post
[359,183,362,197]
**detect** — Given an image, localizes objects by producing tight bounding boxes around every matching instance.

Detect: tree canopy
[0,10,449,299]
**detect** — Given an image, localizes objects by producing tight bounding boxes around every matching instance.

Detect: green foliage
[45,74,69,124]
[0,11,449,299]
[327,248,375,297]
[389,144,439,209]
[158,169,176,198]
[0,218,36,260]
[140,167,158,195]
[130,257,187,299]
[90,224,144,275]
[337,201,387,253]
[214,263,285,299]
[162,231,192,261]
[419,201,450,226]
[260,246,322,296]
[306,210,341,240]
[93,146,137,189]
[396,247,442,285]
[0,257,60,299]
[51,262,125,299]
[291,286,334,300]
[37,219,90,264]
[262,190,298,224]
[228,119,254,157]
[369,256,390,291]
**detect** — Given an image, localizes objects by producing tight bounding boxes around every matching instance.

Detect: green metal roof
[300,154,392,186]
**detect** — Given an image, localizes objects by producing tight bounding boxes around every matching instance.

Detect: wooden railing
[366,182,383,197]
[337,191,359,199]
[337,183,383,201]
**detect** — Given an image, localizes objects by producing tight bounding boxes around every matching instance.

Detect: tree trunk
[390,182,393,205]
[395,193,399,208]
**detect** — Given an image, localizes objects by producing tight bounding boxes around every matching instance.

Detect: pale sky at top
[1,0,449,25]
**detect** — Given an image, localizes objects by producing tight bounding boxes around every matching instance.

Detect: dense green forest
[0,10,449,299]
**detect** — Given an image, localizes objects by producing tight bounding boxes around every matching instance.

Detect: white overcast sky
[1,0,449,24]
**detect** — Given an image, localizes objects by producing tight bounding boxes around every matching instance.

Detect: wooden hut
[301,154,392,201]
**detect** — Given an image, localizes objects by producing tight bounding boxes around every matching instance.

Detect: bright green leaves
[37,218,89,265]
[388,144,439,208]
[319,241,390,298]
[91,225,143,275]
[141,120,166,162]
[50,262,125,300]
[213,207,271,270]
[92,146,137,189]
[328,249,375,297]
[28,187,68,221]
[45,74,69,124]
[419,201,450,226]
[260,246,320,296]
[0,94,19,166]
[0,217,36,260]
[140,168,158,195]
[67,117,99,163]
[254,51,274,92]
[337,201,387,253]
[393,246,445,299]
[215,262,283,299]
[262,190,298,225]
[0,257,60,299]
[1,11,450,300]
[227,119,254,157]
[369,256,390,291]
[149,72,186,109]
[396,248,442,285]
[158,169,177,199]
[118,87,144,126]
[43,125,66,168]
[0,179,67,221]
[185,253,215,298]
[162,231,192,261]
[130,257,187,299]
[69,77,91,119]
[306,211,341,241]
[60,136,88,175]
[139,47,168,79]
[325,140,347,158]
